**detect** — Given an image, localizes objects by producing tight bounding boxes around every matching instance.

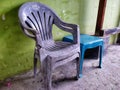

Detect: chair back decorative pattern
[19,2,58,46]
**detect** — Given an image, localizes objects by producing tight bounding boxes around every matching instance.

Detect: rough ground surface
[0,45,120,90]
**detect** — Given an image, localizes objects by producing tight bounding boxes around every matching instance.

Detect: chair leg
[33,49,38,77]
[75,55,80,80]
[34,57,37,77]
[43,56,52,90]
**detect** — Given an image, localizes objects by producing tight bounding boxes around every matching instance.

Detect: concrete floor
[0,45,120,90]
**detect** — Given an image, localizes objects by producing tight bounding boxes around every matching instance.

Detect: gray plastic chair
[18,2,80,90]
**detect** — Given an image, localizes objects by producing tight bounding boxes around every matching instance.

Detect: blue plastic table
[63,34,104,78]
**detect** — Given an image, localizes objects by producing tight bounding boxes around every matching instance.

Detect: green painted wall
[79,0,99,35]
[102,0,120,43]
[0,0,80,81]
[103,0,120,29]
[0,0,120,80]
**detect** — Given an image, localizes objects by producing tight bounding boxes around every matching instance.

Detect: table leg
[79,46,85,78]
[99,44,103,68]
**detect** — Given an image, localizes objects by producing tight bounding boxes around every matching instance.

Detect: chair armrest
[54,17,80,44]
[73,25,80,44]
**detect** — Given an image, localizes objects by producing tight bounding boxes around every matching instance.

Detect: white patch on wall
[2,14,6,21]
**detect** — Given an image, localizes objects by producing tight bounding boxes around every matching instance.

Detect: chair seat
[44,41,80,60]
[45,41,73,51]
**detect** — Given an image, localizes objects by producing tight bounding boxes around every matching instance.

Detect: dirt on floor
[0,45,120,90]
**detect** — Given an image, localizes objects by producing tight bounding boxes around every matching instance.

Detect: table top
[80,34,103,44]
[63,34,103,45]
